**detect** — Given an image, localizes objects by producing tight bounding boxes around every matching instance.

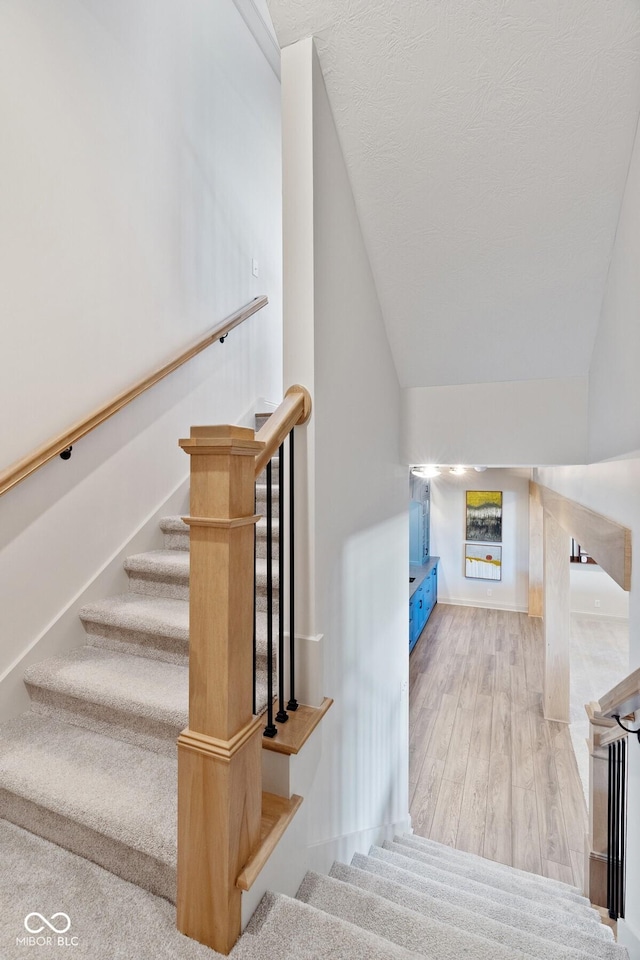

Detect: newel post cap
[179,425,265,456]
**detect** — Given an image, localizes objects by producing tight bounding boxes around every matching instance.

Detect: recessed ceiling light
[474,466,487,472]
[450,465,466,476]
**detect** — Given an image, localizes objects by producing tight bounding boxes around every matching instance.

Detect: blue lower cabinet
[409,560,439,652]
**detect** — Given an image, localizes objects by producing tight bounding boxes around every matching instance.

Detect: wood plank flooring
[409,603,587,889]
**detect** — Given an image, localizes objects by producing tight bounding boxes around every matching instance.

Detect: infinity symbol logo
[24,913,71,934]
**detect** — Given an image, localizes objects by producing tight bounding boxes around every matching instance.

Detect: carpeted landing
[0,820,626,959]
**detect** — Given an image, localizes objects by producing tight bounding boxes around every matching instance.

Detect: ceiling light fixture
[450,465,466,476]
[474,466,488,473]
[411,465,441,479]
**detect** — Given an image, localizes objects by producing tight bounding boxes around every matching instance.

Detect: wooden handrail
[0,295,268,499]
[254,384,312,477]
[598,665,640,719]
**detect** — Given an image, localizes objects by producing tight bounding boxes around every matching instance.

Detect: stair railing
[585,664,640,914]
[253,389,311,735]
[176,384,311,955]
[0,296,268,498]
[607,734,627,920]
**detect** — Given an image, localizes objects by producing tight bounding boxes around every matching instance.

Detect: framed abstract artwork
[465,490,502,543]
[465,543,502,580]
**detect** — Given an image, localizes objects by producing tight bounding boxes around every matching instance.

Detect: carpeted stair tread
[23,646,188,752]
[394,834,586,902]
[255,483,279,517]
[0,713,176,861]
[0,819,218,959]
[125,551,277,590]
[80,593,190,662]
[335,861,622,960]
[370,846,604,934]
[0,713,176,899]
[80,593,275,668]
[81,593,189,642]
[381,840,595,920]
[349,855,615,949]
[232,891,424,960]
[297,870,534,960]
[125,549,190,583]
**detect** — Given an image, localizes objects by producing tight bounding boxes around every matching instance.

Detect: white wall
[265,37,408,900]
[402,377,588,467]
[570,564,630,619]
[588,106,640,463]
[535,461,639,949]
[430,469,530,612]
[0,0,282,696]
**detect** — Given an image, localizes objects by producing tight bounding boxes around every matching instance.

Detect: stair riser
[25,689,184,756]
[257,459,280,484]
[81,622,189,665]
[81,619,277,671]
[256,489,280,518]
[0,792,176,902]
[126,572,279,604]
[162,530,190,550]
[25,671,276,756]
[163,526,280,560]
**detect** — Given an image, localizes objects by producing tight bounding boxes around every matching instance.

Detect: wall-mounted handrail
[0,295,268,499]
[599,665,640,721]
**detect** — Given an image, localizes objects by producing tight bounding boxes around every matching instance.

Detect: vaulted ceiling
[267,0,640,388]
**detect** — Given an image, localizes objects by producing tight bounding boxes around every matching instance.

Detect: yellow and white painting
[465,490,502,543]
[465,543,502,580]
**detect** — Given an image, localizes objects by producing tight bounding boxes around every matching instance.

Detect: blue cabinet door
[415,583,427,635]
[409,562,439,652]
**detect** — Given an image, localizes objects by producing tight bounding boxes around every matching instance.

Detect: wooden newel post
[177,425,264,954]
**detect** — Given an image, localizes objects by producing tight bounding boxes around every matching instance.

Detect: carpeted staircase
[0,408,626,958]
[0,819,626,959]
[0,442,279,905]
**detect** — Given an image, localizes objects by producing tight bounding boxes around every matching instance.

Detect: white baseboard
[0,476,190,722]
[619,919,640,960]
[439,597,528,614]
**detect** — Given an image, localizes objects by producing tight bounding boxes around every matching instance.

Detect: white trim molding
[438,598,528,614]
[232,0,281,78]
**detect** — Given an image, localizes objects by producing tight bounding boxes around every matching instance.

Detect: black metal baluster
[608,742,613,917]
[287,428,298,712]
[263,459,277,738]
[621,737,627,918]
[275,443,288,724]
[252,483,257,717]
[613,740,620,920]
[611,741,620,919]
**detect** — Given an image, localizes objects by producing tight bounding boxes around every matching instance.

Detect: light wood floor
[409,603,588,889]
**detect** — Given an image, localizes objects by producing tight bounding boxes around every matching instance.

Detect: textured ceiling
[267,0,640,388]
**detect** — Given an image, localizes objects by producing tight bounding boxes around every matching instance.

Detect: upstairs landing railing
[586,665,640,918]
